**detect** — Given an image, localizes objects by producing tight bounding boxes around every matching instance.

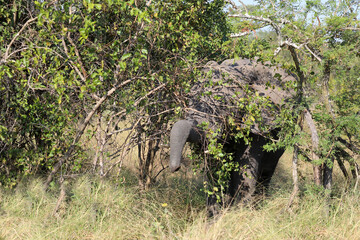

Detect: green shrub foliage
[0,0,231,187]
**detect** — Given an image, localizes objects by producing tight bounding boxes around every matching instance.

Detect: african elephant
[169,58,296,214]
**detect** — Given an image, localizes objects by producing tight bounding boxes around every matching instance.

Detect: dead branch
[304,44,322,62]
[226,0,249,14]
[230,32,254,38]
[342,27,360,30]
[225,0,238,10]
[102,116,143,177]
[228,13,274,26]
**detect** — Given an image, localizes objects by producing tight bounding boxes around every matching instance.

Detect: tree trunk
[353,162,360,192]
[323,159,334,190]
[138,136,160,190]
[322,60,336,120]
[321,60,335,190]
[304,109,322,186]
[287,145,300,209]
[336,158,350,183]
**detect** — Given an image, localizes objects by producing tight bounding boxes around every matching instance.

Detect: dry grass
[1,151,359,240]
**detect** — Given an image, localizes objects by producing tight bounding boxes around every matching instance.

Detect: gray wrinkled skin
[169,58,296,216]
[186,58,294,132]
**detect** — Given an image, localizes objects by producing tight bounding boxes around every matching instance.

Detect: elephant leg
[228,142,247,201]
[206,193,220,217]
[257,149,284,194]
[230,135,266,203]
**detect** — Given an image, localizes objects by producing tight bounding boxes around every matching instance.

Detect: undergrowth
[0,169,360,240]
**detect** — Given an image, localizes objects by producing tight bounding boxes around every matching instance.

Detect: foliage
[0,0,231,187]
[182,0,359,201]
[0,0,82,187]
[227,0,360,188]
[1,0,358,202]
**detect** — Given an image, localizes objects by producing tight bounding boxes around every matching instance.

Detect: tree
[226,0,360,197]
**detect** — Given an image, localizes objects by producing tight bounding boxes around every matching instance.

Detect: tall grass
[1,166,360,239]
[0,172,205,240]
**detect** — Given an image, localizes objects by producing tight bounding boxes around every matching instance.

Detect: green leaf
[121,53,132,61]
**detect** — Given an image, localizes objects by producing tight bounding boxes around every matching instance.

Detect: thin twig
[225,0,239,10]
[237,0,248,14]
[304,44,322,62]
[61,36,86,83]
[67,32,88,78]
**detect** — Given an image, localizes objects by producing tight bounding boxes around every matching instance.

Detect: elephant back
[215,58,295,105]
[186,58,296,134]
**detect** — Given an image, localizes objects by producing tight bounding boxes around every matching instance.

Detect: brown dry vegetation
[1,150,360,240]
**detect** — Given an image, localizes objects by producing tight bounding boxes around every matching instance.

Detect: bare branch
[304,44,322,62]
[103,116,143,177]
[342,27,360,31]
[230,32,253,38]
[106,83,166,135]
[274,46,283,56]
[229,13,324,63]
[238,1,249,14]
[280,40,307,49]
[269,0,276,12]
[276,40,322,63]
[228,13,284,35]
[6,47,29,59]
[1,17,38,64]
[228,13,273,25]
[225,0,238,10]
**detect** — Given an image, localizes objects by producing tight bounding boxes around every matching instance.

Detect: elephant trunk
[169,120,201,173]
